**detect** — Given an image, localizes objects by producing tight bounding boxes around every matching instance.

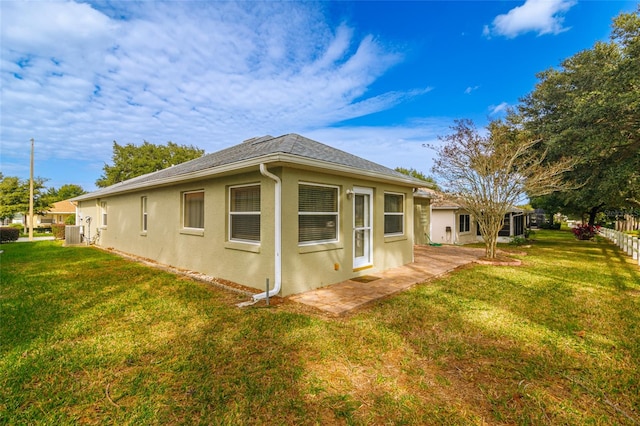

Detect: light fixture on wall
[345,189,354,199]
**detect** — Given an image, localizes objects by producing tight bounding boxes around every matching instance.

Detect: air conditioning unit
[65,225,82,246]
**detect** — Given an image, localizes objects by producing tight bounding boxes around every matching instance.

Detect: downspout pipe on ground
[253,163,282,301]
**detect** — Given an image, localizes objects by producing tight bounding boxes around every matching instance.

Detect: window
[229,185,260,242]
[384,193,404,235]
[100,201,107,227]
[183,191,204,229]
[141,196,148,232]
[298,183,339,244]
[459,214,470,233]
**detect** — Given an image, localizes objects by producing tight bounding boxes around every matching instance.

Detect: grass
[1,230,639,425]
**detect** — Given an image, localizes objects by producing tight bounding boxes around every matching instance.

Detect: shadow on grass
[363,230,640,424]
[598,243,639,291]
[0,241,358,424]
[2,234,638,424]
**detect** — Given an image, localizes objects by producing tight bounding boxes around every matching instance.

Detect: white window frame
[228,183,261,244]
[141,196,148,232]
[383,192,404,236]
[459,213,471,233]
[100,201,107,227]
[298,182,340,246]
[182,190,204,230]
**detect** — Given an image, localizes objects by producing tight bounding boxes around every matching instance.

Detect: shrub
[571,224,600,240]
[0,227,20,243]
[52,224,66,239]
[65,215,76,225]
[509,236,527,246]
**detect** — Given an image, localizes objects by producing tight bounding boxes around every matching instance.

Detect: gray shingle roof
[75,133,423,200]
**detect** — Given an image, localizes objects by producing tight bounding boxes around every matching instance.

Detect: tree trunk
[485,238,498,258]
[588,203,605,226]
[482,221,502,259]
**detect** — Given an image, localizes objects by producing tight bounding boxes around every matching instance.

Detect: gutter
[252,163,282,301]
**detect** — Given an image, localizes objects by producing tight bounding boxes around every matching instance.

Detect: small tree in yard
[432,119,576,259]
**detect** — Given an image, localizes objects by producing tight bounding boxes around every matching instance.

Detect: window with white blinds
[229,184,260,243]
[183,191,204,229]
[384,192,404,235]
[298,183,338,244]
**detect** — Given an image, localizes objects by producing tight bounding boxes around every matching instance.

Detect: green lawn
[1,230,639,425]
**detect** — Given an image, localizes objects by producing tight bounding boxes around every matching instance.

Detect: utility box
[65,225,82,246]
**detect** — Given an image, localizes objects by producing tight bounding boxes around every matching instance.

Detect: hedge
[0,227,20,243]
[52,224,66,239]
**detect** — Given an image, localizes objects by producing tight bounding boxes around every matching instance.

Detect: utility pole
[29,138,34,242]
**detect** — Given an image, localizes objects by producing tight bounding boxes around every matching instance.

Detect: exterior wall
[77,166,416,297]
[431,209,455,244]
[413,197,431,245]
[279,168,415,296]
[456,210,478,244]
[77,170,275,292]
[431,208,477,245]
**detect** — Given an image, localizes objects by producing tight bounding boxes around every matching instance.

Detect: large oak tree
[96,141,205,188]
[518,7,640,225]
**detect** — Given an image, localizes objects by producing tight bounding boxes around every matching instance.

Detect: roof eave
[72,154,277,201]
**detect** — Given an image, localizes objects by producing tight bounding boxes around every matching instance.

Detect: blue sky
[1,0,636,192]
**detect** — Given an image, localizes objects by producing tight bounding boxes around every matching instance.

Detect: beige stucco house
[430,198,526,245]
[21,200,77,229]
[72,134,429,299]
[41,200,77,226]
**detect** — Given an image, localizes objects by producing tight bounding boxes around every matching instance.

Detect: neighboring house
[430,197,526,245]
[39,200,77,226]
[72,134,429,299]
[528,208,546,229]
[22,200,77,229]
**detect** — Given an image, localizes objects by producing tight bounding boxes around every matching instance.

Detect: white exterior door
[353,187,373,269]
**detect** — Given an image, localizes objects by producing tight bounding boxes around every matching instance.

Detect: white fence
[600,228,640,266]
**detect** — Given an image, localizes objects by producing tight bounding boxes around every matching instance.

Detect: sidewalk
[16,236,56,242]
[289,245,485,315]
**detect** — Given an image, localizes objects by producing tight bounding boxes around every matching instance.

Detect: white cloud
[489,102,509,116]
[485,0,576,39]
[1,0,424,176]
[465,86,480,95]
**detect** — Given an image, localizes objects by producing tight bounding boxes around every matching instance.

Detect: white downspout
[253,163,281,301]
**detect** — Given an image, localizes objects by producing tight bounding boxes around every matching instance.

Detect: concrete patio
[289,244,485,315]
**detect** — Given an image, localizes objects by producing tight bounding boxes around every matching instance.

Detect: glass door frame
[352,186,373,269]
